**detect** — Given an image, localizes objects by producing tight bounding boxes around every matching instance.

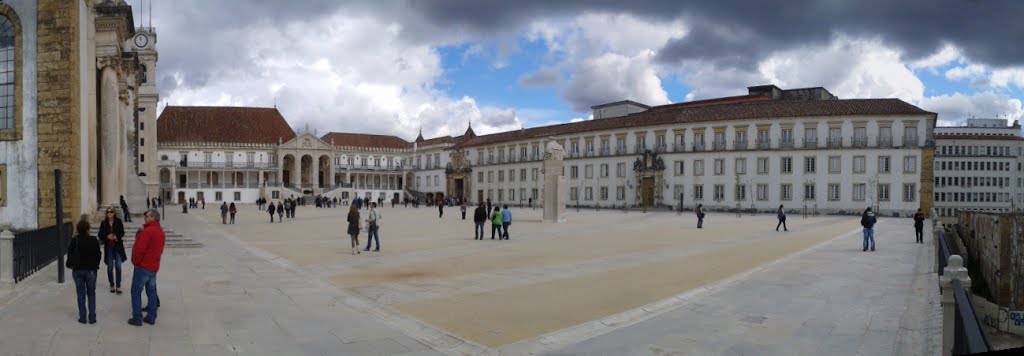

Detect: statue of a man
[545,139,564,161]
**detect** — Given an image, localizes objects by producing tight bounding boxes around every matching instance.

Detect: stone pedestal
[940,255,971,356]
[0,228,14,289]
[542,140,567,223]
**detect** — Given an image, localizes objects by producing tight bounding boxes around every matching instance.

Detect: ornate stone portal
[633,150,666,208]
[445,149,472,200]
[543,139,567,223]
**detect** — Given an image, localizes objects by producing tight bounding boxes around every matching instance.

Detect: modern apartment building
[933,118,1024,222]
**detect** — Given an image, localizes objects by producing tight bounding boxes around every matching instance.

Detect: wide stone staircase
[89,220,202,249]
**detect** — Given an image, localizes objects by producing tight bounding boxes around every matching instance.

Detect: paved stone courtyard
[0,204,940,355]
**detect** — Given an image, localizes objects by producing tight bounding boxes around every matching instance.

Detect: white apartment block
[151,85,938,217]
[933,118,1024,222]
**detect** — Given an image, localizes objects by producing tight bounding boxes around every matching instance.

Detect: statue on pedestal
[543,139,567,223]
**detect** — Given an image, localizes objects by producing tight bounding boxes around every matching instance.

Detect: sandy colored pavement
[194,204,863,347]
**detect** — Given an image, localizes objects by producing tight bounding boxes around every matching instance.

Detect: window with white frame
[508,169,515,182]
[570,187,578,201]
[853,156,866,173]
[617,163,626,177]
[600,164,609,177]
[903,156,917,173]
[903,183,916,202]
[478,172,484,183]
[781,184,792,201]
[676,161,685,175]
[828,184,840,201]
[735,184,746,201]
[804,184,816,201]
[585,164,593,178]
[878,184,890,201]
[694,184,704,200]
[498,170,504,182]
[570,166,579,179]
[714,159,725,175]
[520,169,527,181]
[714,184,725,201]
[735,158,746,174]
[617,186,626,200]
[757,157,769,174]
[804,157,816,173]
[694,159,705,176]
[756,184,768,201]
[828,156,841,174]
[600,187,609,200]
[584,187,593,201]
[781,157,793,173]
[487,171,493,182]
[853,183,866,201]
[878,156,891,173]
[509,189,515,200]
[532,168,539,180]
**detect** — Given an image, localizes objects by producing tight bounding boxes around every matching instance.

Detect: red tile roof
[458,99,934,148]
[320,132,413,149]
[157,106,296,144]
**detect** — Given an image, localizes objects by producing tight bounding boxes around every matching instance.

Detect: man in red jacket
[127,209,166,326]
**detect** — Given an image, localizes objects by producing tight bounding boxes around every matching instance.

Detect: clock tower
[132,27,160,200]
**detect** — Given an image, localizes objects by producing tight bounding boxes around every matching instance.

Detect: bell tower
[132,26,159,199]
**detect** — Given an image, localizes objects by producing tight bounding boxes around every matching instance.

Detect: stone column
[99,67,121,206]
[940,255,971,356]
[0,228,14,289]
[290,159,299,188]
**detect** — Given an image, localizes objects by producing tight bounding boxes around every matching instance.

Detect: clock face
[134,34,148,48]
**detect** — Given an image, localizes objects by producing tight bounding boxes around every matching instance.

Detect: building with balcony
[933,118,1024,222]
[449,85,937,217]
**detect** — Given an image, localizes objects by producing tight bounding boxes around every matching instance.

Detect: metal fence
[12,223,72,283]
[936,228,993,354]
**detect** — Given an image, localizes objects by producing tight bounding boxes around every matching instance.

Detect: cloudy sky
[130,0,1024,141]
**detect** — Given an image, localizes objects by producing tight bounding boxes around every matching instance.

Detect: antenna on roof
[273,96,277,108]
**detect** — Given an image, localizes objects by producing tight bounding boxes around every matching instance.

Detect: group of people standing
[472,203,512,240]
[346,202,382,254]
[266,197,300,223]
[65,207,164,326]
[220,202,237,224]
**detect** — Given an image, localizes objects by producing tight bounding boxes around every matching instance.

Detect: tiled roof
[157,106,296,144]
[320,132,413,149]
[458,99,934,148]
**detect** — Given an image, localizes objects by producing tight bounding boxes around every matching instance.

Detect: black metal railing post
[55,169,64,284]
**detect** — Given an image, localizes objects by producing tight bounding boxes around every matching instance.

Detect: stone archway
[282,154,295,187]
[300,154,313,187]
[318,155,331,188]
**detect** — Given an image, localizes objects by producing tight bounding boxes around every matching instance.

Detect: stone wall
[954,211,1024,310]
[36,0,82,227]
[919,147,934,216]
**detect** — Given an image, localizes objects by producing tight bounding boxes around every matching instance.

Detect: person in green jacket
[490,206,503,240]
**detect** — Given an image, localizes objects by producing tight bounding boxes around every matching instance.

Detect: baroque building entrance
[633,150,666,208]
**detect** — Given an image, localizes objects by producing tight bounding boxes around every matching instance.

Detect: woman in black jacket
[347,204,361,255]
[68,216,102,324]
[97,207,127,294]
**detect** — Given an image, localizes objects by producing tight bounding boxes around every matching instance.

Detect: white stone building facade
[933,118,1024,222]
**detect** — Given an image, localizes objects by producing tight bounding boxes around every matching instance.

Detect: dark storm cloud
[400,0,1024,68]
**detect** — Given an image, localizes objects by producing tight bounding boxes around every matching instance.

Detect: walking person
[438,202,444,218]
[695,204,705,229]
[220,202,229,224]
[461,202,467,220]
[501,205,512,240]
[490,206,502,240]
[120,195,132,222]
[473,203,486,240]
[277,202,284,222]
[268,201,276,222]
[347,204,361,255]
[861,207,877,252]
[67,216,102,324]
[776,205,788,231]
[913,208,925,243]
[364,202,381,252]
[127,209,166,326]
[229,202,237,224]
[98,207,126,294]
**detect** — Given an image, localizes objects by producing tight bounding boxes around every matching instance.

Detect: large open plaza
[0,204,940,355]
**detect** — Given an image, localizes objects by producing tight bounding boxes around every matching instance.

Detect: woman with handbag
[347,204,361,255]
[229,202,237,224]
[97,207,127,294]
[67,216,103,324]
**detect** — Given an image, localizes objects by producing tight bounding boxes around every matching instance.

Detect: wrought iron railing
[12,223,72,283]
[756,140,771,149]
[802,139,818,149]
[827,137,843,148]
[853,137,867,147]
[878,137,893,148]
[936,229,993,354]
[780,140,794,149]
[733,140,748,150]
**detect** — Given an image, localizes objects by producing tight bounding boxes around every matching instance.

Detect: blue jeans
[475,222,484,239]
[366,226,380,250]
[863,228,875,251]
[72,270,97,322]
[105,245,122,288]
[130,267,158,321]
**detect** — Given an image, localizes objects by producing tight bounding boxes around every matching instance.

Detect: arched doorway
[318,155,331,188]
[300,154,313,187]
[282,154,296,187]
[159,168,171,186]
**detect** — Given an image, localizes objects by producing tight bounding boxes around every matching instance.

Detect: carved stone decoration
[543,138,567,223]
[633,150,666,172]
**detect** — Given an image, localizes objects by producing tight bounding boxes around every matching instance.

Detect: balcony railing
[733,140,748,150]
[878,137,893,148]
[178,161,278,169]
[653,144,668,153]
[802,138,818,149]
[780,139,794,149]
[615,148,627,155]
[756,140,771,150]
[712,141,727,151]
[827,138,843,148]
[904,137,919,147]
[599,148,610,156]
[673,143,686,152]
[635,144,648,153]
[852,137,867,148]
[692,144,705,152]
